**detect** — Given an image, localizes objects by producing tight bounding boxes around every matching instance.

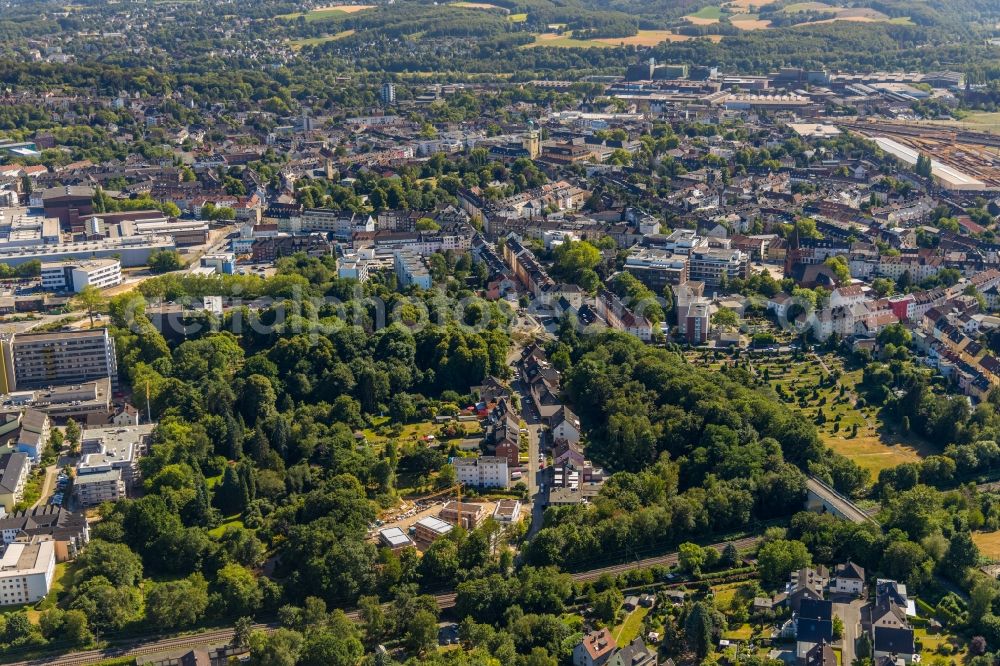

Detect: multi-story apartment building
[454,456,510,489]
[0,539,55,606]
[0,329,118,392]
[0,453,30,512]
[624,246,690,290]
[394,250,432,290]
[40,258,122,293]
[74,424,153,506]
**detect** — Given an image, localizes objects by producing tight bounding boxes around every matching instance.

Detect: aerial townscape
[6,1,1000,666]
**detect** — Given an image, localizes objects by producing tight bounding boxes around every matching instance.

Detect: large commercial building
[41,259,122,293]
[0,539,55,606]
[0,329,119,392]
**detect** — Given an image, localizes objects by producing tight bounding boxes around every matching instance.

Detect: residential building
[0,329,119,393]
[574,629,617,666]
[381,82,396,106]
[596,290,653,341]
[74,469,124,507]
[684,300,711,344]
[74,423,152,506]
[796,598,834,662]
[453,456,509,489]
[413,516,453,543]
[15,408,49,461]
[805,640,836,666]
[0,539,55,606]
[778,567,828,612]
[608,638,657,666]
[492,499,522,523]
[833,561,866,595]
[394,249,432,289]
[0,507,89,562]
[378,527,414,551]
[0,453,30,512]
[624,246,690,291]
[439,501,486,529]
[40,259,122,293]
[548,406,581,444]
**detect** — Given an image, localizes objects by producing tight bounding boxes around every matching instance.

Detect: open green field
[687,5,724,20]
[508,12,527,22]
[277,4,373,21]
[524,29,707,48]
[289,29,355,49]
[920,111,1000,131]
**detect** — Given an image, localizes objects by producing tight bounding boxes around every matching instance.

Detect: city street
[507,337,548,538]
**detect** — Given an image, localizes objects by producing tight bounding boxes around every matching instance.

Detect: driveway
[831,594,865,665]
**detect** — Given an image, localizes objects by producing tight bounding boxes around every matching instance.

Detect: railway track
[3,536,760,666]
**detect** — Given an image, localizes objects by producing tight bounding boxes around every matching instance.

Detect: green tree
[64,418,81,454]
[757,539,812,585]
[404,609,439,656]
[215,563,263,617]
[74,285,107,327]
[75,539,143,587]
[146,575,209,629]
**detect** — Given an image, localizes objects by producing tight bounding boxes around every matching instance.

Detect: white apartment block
[454,456,510,489]
[0,539,55,606]
[394,250,432,290]
[41,258,122,293]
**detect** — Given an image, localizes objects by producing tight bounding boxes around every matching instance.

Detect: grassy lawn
[508,12,528,21]
[277,5,372,21]
[724,623,754,640]
[207,516,245,539]
[921,111,1000,131]
[914,626,965,656]
[613,607,649,646]
[972,531,1000,560]
[361,418,482,452]
[712,582,741,608]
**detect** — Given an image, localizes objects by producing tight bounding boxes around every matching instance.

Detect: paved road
[3,536,762,666]
[831,594,864,666]
[30,465,58,510]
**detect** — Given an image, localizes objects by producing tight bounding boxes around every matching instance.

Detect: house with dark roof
[873,626,915,663]
[0,506,89,562]
[608,637,657,666]
[0,452,30,512]
[833,561,866,595]
[796,598,834,662]
[805,640,836,666]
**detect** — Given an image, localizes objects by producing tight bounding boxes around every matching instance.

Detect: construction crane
[411,482,467,528]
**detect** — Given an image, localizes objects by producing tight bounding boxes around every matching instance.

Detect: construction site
[840,120,1000,192]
